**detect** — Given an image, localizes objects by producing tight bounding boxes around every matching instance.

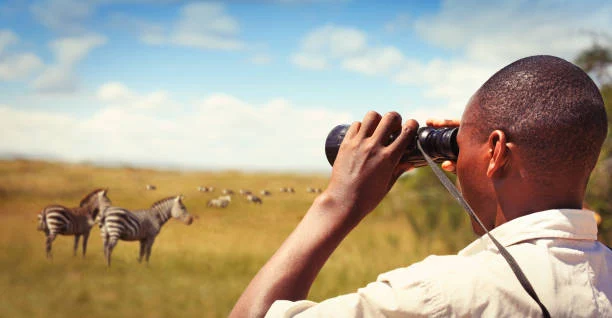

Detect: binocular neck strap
[416,141,551,318]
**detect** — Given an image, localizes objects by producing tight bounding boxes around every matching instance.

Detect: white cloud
[0,29,44,80]
[0,105,80,158]
[97,81,176,110]
[30,0,95,33]
[0,85,350,170]
[139,2,245,51]
[0,29,18,54]
[292,25,406,75]
[391,0,612,113]
[291,53,327,70]
[414,0,612,64]
[250,53,272,65]
[31,65,77,92]
[394,58,494,112]
[50,35,107,64]
[97,82,132,101]
[341,46,405,75]
[300,25,366,58]
[32,34,106,94]
[384,13,411,33]
[0,53,44,81]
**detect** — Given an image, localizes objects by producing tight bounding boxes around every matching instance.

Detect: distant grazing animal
[239,189,252,195]
[280,187,295,193]
[146,184,157,191]
[37,188,111,259]
[222,189,234,195]
[197,186,215,192]
[208,196,231,208]
[307,187,323,193]
[99,196,192,267]
[260,190,271,196]
[246,194,262,204]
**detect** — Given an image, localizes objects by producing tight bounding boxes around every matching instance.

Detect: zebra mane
[80,188,105,207]
[150,196,178,209]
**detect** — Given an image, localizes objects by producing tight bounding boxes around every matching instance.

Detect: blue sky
[1,0,611,171]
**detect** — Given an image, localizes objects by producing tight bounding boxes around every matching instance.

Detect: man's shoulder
[377,253,496,287]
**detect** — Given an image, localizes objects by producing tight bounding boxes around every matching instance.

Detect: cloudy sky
[1,0,611,171]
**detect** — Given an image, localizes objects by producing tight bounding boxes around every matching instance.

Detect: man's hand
[325,111,419,222]
[426,118,460,173]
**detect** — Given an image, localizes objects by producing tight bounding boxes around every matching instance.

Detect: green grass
[0,159,475,317]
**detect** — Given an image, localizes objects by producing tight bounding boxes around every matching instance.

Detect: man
[230,55,611,317]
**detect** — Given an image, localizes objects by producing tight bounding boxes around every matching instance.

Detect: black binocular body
[324,124,459,168]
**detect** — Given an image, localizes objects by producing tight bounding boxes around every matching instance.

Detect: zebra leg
[73,235,81,256]
[138,239,146,263]
[102,231,108,260]
[145,238,156,264]
[82,232,90,258]
[106,237,118,267]
[46,233,56,259]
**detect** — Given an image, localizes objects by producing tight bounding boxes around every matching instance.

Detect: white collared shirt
[266,209,612,317]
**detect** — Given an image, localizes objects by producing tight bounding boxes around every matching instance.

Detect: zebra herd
[37,185,323,264]
[37,188,193,266]
[202,186,321,208]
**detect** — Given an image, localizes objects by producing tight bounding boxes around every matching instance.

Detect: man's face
[456,97,498,234]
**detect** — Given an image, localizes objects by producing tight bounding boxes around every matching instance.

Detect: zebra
[99,195,192,267]
[37,188,111,259]
[260,190,271,196]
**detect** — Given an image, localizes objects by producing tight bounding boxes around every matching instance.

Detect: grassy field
[0,159,474,317]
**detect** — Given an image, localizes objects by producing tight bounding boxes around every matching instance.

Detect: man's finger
[345,121,361,139]
[388,119,419,158]
[372,112,402,145]
[358,111,383,138]
[441,161,456,173]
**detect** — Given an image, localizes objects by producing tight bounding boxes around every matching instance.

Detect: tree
[576,44,612,84]
[576,43,612,244]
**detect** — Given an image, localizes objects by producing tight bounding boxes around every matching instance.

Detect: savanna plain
[0,159,477,317]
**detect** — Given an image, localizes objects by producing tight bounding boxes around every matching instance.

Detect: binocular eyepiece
[325,124,459,167]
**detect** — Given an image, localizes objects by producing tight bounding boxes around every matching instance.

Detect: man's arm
[229,111,418,317]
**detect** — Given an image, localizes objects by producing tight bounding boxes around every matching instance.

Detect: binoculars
[325,124,459,168]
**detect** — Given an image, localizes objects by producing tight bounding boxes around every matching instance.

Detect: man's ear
[486,130,509,178]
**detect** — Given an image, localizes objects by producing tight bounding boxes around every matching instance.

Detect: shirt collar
[458,209,599,256]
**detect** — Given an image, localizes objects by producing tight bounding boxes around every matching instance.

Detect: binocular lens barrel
[325,124,459,168]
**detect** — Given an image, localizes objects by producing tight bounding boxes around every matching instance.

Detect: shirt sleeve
[265,271,449,318]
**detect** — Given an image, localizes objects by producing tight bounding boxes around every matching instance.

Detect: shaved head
[471,55,608,180]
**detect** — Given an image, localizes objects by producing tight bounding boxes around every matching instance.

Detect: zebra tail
[37,211,47,231]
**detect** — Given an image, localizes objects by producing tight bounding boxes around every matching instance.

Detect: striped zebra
[99,195,193,267]
[37,188,111,259]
